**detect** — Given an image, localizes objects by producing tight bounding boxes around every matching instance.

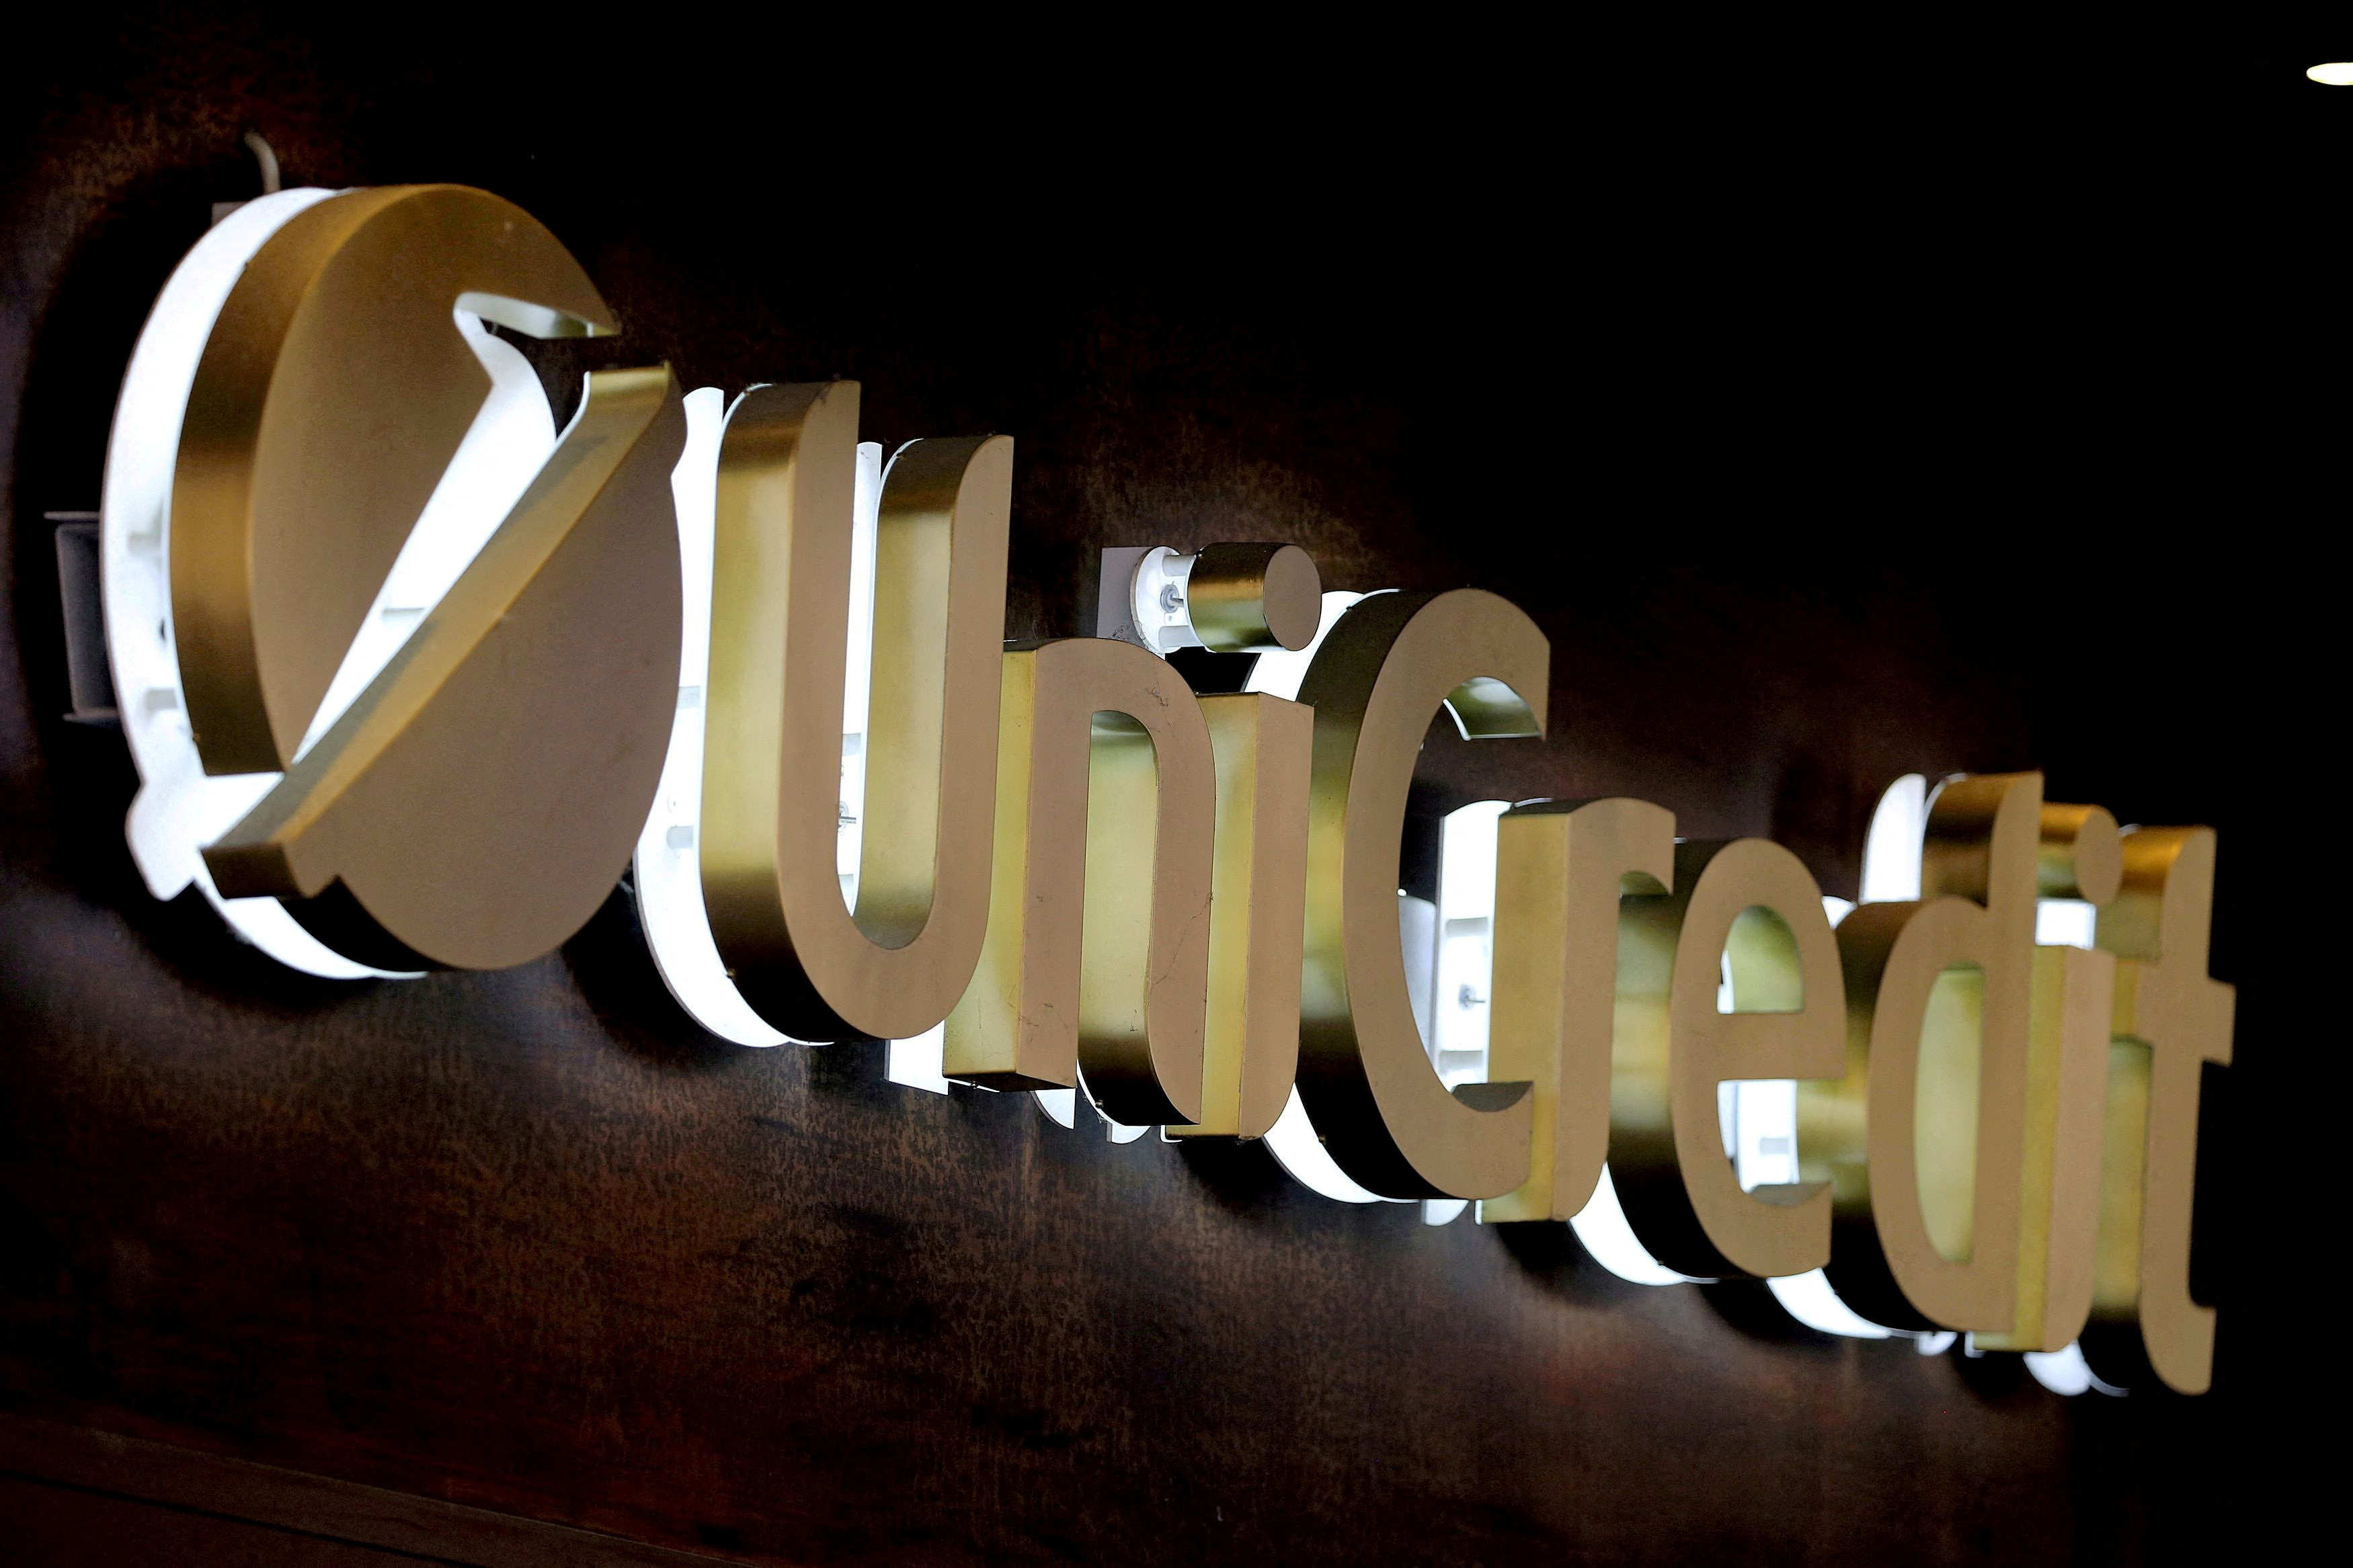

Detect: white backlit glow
[630,389,791,1046]
[1572,1169,1708,1286]
[1263,1087,1394,1204]
[2307,63,2353,85]
[1767,1270,1894,1338]
[1423,800,1505,1227]
[1433,802,1507,1077]
[99,186,412,981]
[887,1025,952,1094]
[1035,1081,1152,1143]
[2025,1340,2127,1397]
[2036,898,2097,950]
[1860,774,1928,903]
[838,444,882,909]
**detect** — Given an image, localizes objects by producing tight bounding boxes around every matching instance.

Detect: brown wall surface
[1,9,2338,1564]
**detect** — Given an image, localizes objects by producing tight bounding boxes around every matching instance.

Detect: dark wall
[1,7,2341,1563]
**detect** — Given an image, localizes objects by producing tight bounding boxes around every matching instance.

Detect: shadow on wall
[563,886,757,1075]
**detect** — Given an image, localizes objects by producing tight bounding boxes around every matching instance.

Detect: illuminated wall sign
[91,184,2233,1397]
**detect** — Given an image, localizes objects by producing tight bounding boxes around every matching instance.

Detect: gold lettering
[1294,590,1546,1200]
[1978,803,2121,1352]
[1479,798,1674,1224]
[1610,839,1847,1277]
[1806,773,2040,1332]
[943,638,1217,1123]
[2090,827,2233,1393]
[192,187,684,970]
[699,382,1013,1041]
[105,183,2254,1388]
[1168,693,1314,1139]
[175,185,618,774]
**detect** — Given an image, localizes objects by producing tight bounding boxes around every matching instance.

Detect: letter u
[697,380,1013,1041]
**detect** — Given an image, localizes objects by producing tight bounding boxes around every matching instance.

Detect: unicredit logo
[90,183,2231,1395]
